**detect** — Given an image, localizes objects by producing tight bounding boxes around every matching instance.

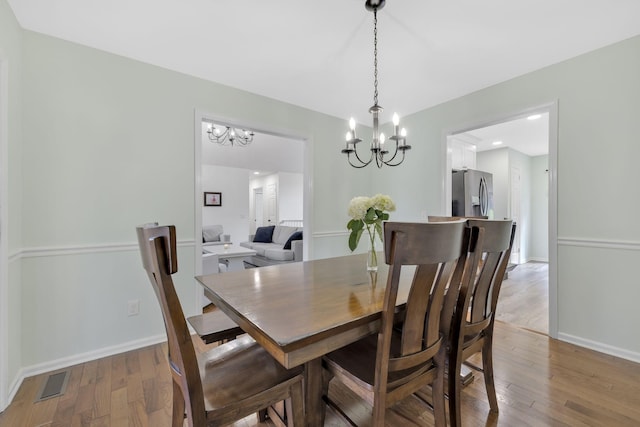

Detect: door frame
[0,57,9,411]
[193,110,313,311]
[441,101,559,338]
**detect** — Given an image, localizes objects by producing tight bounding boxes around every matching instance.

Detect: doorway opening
[443,103,557,337]
[193,111,310,311]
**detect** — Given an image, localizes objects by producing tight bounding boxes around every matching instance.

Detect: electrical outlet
[127,299,140,316]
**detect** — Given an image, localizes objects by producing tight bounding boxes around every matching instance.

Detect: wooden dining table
[195,253,414,427]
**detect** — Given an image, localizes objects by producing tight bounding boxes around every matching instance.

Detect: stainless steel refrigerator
[451,169,493,217]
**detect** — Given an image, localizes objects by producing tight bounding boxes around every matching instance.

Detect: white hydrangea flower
[348,196,372,220]
[371,194,396,212]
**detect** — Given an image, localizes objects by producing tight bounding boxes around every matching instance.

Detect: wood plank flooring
[3,320,640,426]
[496,261,549,334]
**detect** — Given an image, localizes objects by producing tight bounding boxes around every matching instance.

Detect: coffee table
[203,244,257,272]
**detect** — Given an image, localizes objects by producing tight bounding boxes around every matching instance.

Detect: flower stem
[367,224,377,267]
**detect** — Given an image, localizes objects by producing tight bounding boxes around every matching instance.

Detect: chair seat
[324,331,439,394]
[187,311,244,344]
[200,335,303,412]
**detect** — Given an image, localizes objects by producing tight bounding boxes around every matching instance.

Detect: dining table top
[195,253,414,369]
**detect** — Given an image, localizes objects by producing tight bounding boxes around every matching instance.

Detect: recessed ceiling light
[527,114,542,120]
[253,171,260,175]
[492,141,503,146]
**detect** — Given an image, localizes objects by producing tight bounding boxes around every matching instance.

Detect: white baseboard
[557,332,640,364]
[6,334,166,407]
[526,257,549,263]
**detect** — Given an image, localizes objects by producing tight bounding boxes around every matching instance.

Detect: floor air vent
[35,370,70,402]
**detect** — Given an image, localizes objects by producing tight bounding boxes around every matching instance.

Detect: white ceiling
[8,0,640,129]
[200,123,304,174]
[458,112,550,157]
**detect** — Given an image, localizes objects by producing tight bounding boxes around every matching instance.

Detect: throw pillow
[203,225,223,242]
[283,231,303,250]
[253,225,275,243]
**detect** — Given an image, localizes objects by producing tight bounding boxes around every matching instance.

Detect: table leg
[224,258,245,271]
[304,358,323,427]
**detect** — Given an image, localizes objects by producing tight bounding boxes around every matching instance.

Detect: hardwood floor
[496,261,549,334]
[3,320,640,426]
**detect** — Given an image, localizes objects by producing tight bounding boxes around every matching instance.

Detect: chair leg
[319,367,334,426]
[371,388,389,427]
[448,351,463,427]
[171,381,186,427]
[481,335,499,413]
[432,354,447,427]
[287,379,305,427]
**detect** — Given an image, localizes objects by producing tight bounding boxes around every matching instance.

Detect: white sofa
[240,225,303,266]
[202,224,230,247]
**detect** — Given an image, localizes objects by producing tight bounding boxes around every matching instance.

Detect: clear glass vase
[367,245,378,272]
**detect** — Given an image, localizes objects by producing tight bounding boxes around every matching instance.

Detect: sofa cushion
[272,225,300,245]
[248,243,271,257]
[283,231,303,250]
[203,225,223,242]
[253,226,275,243]
[264,248,295,261]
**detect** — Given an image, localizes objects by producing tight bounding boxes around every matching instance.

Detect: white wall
[530,155,549,261]
[508,148,533,263]
[201,165,250,245]
[277,172,303,222]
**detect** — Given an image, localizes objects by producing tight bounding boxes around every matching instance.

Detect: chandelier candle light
[207,123,254,146]
[342,0,411,168]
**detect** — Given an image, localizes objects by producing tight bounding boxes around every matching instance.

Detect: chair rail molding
[557,237,640,251]
[15,240,198,259]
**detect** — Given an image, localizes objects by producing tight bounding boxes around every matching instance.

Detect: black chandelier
[207,123,254,146]
[342,0,410,168]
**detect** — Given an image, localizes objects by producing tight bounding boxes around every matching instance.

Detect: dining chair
[446,219,516,427]
[320,221,474,427]
[186,311,243,344]
[136,224,304,427]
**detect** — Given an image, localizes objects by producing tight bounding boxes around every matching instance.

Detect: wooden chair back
[428,215,488,222]
[136,224,206,424]
[376,221,472,423]
[460,219,515,333]
[447,219,516,427]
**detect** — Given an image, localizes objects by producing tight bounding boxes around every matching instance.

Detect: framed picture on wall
[204,192,222,206]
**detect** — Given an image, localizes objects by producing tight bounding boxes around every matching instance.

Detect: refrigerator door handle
[479,177,487,216]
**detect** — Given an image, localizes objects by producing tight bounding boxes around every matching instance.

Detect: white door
[253,188,264,234]
[266,183,278,226]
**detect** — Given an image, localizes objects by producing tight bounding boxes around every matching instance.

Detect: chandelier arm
[381,140,400,164]
[348,153,373,168]
[382,148,407,167]
[352,143,374,167]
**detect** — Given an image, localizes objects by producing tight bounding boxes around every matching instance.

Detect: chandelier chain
[341,0,411,168]
[373,8,378,106]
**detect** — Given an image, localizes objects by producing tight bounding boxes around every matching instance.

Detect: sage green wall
[19,31,375,370]
[0,0,23,407]
[374,34,640,357]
